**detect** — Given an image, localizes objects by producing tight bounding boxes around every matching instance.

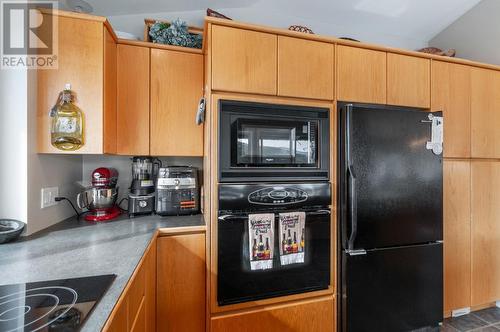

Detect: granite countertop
[0,213,205,331]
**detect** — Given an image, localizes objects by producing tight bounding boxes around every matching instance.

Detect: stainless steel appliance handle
[345,104,358,251]
[218,209,331,222]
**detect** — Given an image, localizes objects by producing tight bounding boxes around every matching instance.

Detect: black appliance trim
[218,99,331,183]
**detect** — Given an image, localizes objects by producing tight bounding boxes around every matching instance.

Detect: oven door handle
[218,215,248,222]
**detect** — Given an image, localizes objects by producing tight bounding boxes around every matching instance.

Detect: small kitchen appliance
[0,275,115,332]
[77,167,120,222]
[128,157,159,217]
[156,166,199,216]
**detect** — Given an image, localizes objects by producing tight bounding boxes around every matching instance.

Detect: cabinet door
[431,62,471,158]
[150,49,204,156]
[387,53,430,108]
[211,296,334,332]
[105,297,128,332]
[116,44,150,155]
[103,27,117,154]
[278,36,334,100]
[157,233,206,332]
[37,16,104,153]
[336,45,386,104]
[471,68,500,158]
[471,161,500,306]
[144,240,156,332]
[444,161,471,312]
[212,25,277,95]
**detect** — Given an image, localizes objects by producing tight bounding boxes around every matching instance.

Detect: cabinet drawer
[278,36,334,100]
[212,25,277,95]
[211,297,334,332]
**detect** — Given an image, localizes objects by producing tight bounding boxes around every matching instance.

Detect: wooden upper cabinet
[336,45,386,104]
[278,36,334,100]
[37,14,116,154]
[387,53,430,108]
[157,233,206,332]
[471,68,500,158]
[471,161,500,306]
[211,25,277,95]
[116,44,150,155]
[444,160,471,313]
[431,61,471,158]
[150,49,204,156]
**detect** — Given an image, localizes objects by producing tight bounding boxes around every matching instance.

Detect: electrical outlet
[41,187,59,209]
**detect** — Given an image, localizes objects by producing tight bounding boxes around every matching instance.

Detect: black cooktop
[0,274,115,332]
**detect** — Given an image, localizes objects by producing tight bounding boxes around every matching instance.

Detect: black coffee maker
[128,156,160,217]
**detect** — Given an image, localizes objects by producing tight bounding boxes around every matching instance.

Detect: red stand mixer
[77,167,121,221]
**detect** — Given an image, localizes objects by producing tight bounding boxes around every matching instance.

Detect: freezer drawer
[341,243,443,332]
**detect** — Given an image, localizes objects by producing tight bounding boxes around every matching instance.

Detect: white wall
[0,69,28,224]
[430,0,500,65]
[109,7,429,50]
[26,69,83,234]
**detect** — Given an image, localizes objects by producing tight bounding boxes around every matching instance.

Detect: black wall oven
[217,183,331,306]
[219,100,330,182]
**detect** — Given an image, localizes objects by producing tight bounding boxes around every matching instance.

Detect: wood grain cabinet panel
[431,61,471,158]
[471,161,500,306]
[157,233,206,332]
[211,296,334,332]
[103,239,156,332]
[150,49,204,156]
[103,28,117,154]
[37,15,109,153]
[336,45,386,104]
[387,53,430,108]
[211,25,277,95]
[444,161,471,312]
[278,36,334,100]
[116,44,150,155]
[471,68,500,158]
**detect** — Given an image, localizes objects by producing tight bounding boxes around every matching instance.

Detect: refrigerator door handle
[347,165,358,250]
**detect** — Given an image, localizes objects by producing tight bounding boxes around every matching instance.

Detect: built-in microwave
[219,100,330,182]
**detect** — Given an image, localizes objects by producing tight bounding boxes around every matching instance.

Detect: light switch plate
[41,187,59,208]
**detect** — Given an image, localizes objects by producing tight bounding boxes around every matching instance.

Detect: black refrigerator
[338,103,444,332]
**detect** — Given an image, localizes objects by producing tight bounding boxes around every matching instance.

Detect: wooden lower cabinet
[471,161,500,306]
[211,296,335,332]
[157,232,206,332]
[444,161,471,312]
[103,238,156,332]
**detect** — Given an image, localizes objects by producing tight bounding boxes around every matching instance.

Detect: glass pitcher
[50,84,84,151]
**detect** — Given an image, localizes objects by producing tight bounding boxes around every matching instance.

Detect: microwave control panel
[248,187,308,205]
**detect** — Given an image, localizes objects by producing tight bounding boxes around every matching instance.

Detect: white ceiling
[65,0,483,50]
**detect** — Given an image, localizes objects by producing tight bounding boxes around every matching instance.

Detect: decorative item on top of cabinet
[278,36,334,100]
[116,44,150,156]
[431,61,471,158]
[211,25,277,95]
[444,160,471,314]
[157,232,206,332]
[150,48,204,156]
[387,53,430,108]
[471,161,500,307]
[471,67,500,159]
[37,11,116,154]
[336,45,386,104]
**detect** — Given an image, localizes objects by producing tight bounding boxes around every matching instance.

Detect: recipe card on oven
[248,213,274,270]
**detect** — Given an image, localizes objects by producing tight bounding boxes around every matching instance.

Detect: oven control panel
[248,187,308,205]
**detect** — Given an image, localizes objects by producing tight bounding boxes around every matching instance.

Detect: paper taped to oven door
[279,212,305,266]
[248,213,274,270]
